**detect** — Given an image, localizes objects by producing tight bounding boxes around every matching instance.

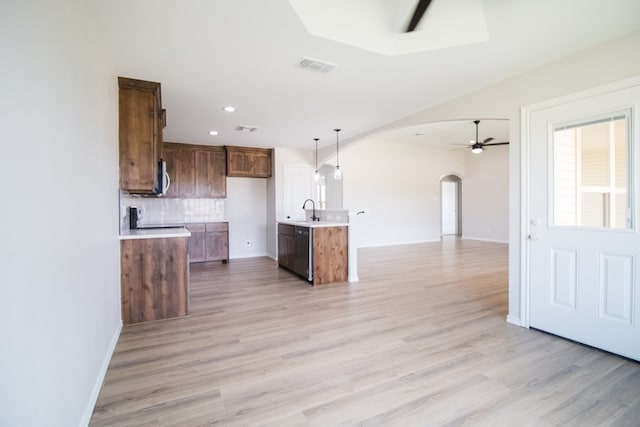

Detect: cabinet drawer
[278,223,294,235]
[185,223,205,233]
[206,222,228,232]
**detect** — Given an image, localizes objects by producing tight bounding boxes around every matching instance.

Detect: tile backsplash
[120,192,225,230]
[304,209,349,223]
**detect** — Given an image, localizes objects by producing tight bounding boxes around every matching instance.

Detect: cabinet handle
[164,171,171,191]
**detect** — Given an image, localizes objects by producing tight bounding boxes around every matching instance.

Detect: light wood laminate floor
[91,239,640,426]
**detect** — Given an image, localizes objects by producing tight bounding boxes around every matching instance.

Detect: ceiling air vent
[235,125,258,133]
[296,56,336,74]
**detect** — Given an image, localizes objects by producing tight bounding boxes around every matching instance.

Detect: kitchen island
[119,227,190,324]
[277,221,348,285]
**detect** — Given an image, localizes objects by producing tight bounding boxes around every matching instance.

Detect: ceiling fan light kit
[468,120,509,154]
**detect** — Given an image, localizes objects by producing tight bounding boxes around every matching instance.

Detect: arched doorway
[441,174,462,237]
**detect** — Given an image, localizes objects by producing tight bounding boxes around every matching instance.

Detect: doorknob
[528,234,540,241]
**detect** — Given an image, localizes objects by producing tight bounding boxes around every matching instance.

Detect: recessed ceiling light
[208,130,218,136]
[222,106,236,112]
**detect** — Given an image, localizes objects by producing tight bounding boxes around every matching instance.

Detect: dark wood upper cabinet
[196,147,226,198]
[118,77,164,194]
[163,142,226,198]
[225,146,273,178]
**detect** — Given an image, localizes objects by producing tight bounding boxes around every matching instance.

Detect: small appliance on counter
[129,206,143,229]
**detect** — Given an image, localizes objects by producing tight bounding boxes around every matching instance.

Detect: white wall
[341,138,466,247]
[353,31,640,324]
[225,177,268,258]
[462,147,509,242]
[0,1,121,426]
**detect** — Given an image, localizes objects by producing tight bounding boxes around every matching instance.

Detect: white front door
[528,83,640,361]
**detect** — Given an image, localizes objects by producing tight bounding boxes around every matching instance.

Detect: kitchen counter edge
[119,227,191,240]
[277,220,349,228]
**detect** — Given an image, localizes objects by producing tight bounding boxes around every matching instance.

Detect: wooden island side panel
[313,226,348,285]
[120,237,189,324]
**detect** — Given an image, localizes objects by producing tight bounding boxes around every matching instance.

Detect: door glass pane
[552,113,631,229]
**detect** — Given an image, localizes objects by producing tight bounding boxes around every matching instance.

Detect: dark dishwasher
[292,226,312,281]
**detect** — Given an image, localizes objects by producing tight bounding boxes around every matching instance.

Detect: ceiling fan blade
[483,137,494,143]
[484,142,510,146]
[405,0,433,32]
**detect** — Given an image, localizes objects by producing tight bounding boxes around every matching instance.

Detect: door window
[552,112,632,229]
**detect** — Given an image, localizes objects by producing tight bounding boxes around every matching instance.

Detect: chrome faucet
[302,199,320,222]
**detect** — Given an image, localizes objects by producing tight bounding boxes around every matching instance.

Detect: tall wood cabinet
[226,146,273,178]
[118,77,165,194]
[164,142,226,198]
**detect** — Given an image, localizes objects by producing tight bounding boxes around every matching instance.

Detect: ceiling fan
[405,0,433,32]
[464,120,509,154]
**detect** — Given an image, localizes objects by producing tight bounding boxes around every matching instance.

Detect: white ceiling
[374,119,509,151]
[94,0,640,151]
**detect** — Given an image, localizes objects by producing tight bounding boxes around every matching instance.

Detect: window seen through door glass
[553,114,630,229]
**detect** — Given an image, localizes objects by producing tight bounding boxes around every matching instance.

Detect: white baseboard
[461,236,509,244]
[80,320,122,426]
[506,314,523,327]
[229,252,269,260]
[357,239,441,249]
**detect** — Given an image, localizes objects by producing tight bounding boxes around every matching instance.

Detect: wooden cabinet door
[277,223,295,269]
[118,77,162,194]
[205,223,229,262]
[164,143,227,198]
[164,143,197,198]
[226,146,273,178]
[196,147,226,198]
[186,224,206,263]
[175,148,196,197]
[119,86,158,192]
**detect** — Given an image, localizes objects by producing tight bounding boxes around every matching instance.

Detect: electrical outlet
[245,240,254,248]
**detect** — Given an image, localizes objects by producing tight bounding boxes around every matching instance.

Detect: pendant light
[334,128,342,180]
[313,138,320,181]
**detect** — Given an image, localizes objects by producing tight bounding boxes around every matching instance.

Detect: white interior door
[528,84,640,361]
[283,164,313,221]
[442,181,458,235]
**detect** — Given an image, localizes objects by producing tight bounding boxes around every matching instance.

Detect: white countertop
[119,227,191,240]
[140,220,229,226]
[278,220,349,228]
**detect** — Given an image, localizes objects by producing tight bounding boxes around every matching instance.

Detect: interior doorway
[441,175,462,237]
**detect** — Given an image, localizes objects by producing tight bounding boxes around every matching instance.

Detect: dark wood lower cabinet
[277,224,295,268]
[186,222,229,264]
[277,223,348,285]
[186,224,206,262]
[205,222,229,262]
[120,237,189,325]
